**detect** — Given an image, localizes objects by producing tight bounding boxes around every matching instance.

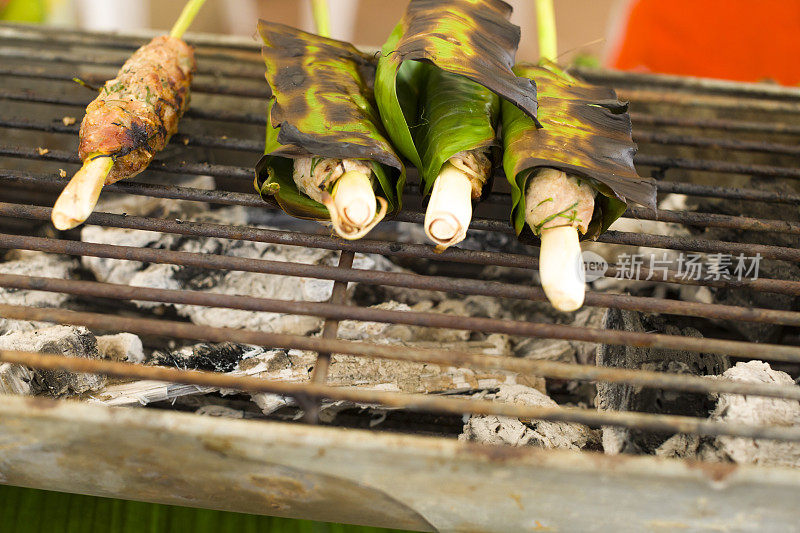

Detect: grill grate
[1,23,799,450]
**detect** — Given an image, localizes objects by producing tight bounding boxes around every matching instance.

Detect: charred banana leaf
[376,0,537,187]
[254,21,405,222]
[502,62,657,241]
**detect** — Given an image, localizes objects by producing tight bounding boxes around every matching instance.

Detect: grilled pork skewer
[51,0,204,230]
[525,168,595,312]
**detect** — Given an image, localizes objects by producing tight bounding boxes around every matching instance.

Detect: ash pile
[1,176,798,467]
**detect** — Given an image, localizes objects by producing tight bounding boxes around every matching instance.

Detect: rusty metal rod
[3,348,800,442]
[2,237,798,328]
[0,89,268,126]
[0,44,266,80]
[2,271,800,362]
[2,206,798,296]
[1,142,797,234]
[7,87,800,158]
[618,89,800,114]
[1,279,800,364]
[3,183,799,261]
[10,116,800,172]
[636,131,800,157]
[631,113,800,137]
[306,250,356,424]
[0,294,797,401]
[0,146,254,180]
[0,66,270,99]
[636,154,800,180]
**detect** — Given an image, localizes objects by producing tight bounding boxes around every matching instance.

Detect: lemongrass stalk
[170,0,208,39]
[311,0,331,38]
[535,0,557,62]
[424,162,473,252]
[322,170,387,240]
[51,153,113,230]
[525,168,595,312]
[538,225,585,311]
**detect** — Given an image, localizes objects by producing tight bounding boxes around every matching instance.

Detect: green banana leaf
[254,21,405,221]
[413,66,500,196]
[375,0,536,194]
[502,61,657,241]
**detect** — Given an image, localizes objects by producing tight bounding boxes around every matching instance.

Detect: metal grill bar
[4,348,800,443]
[306,250,355,424]
[6,88,800,153]
[2,271,800,357]
[2,23,800,461]
[3,208,799,297]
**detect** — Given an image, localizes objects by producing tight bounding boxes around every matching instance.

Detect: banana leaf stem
[535,0,558,62]
[311,0,331,38]
[51,153,114,230]
[170,0,208,39]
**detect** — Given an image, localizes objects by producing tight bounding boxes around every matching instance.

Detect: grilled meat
[77,35,196,184]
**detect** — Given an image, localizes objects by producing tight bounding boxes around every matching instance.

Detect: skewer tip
[538,225,586,312]
[51,155,113,231]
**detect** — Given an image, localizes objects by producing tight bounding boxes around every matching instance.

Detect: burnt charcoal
[597,308,730,455]
[151,342,253,372]
[692,181,799,343]
[0,325,106,396]
[459,384,599,449]
[657,361,800,467]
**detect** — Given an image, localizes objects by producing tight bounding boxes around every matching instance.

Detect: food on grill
[503,62,657,311]
[254,22,405,240]
[50,0,205,231]
[375,0,538,251]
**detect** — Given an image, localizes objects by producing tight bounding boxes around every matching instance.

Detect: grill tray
[1,23,799,532]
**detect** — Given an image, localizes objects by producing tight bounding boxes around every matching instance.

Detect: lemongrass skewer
[51,0,206,231]
[322,170,388,240]
[51,154,113,231]
[525,168,595,312]
[424,161,473,252]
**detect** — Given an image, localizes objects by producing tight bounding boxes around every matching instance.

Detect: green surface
[0,485,412,533]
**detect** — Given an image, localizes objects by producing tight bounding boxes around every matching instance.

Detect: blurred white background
[7,0,623,64]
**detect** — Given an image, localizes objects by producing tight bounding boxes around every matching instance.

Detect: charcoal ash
[96,333,145,363]
[81,181,404,335]
[0,325,106,396]
[150,342,257,373]
[657,361,800,467]
[689,182,799,343]
[459,384,600,449]
[597,308,730,455]
[0,250,78,334]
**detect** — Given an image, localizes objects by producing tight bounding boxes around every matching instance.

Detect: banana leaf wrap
[502,62,657,242]
[376,0,537,195]
[413,66,500,197]
[254,21,405,220]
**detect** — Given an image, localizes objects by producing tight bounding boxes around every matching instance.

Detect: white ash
[0,325,106,396]
[81,181,402,335]
[459,384,599,449]
[0,250,78,334]
[0,363,34,395]
[657,361,800,467]
[96,333,145,363]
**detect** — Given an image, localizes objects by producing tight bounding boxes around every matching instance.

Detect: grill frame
[1,22,800,531]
